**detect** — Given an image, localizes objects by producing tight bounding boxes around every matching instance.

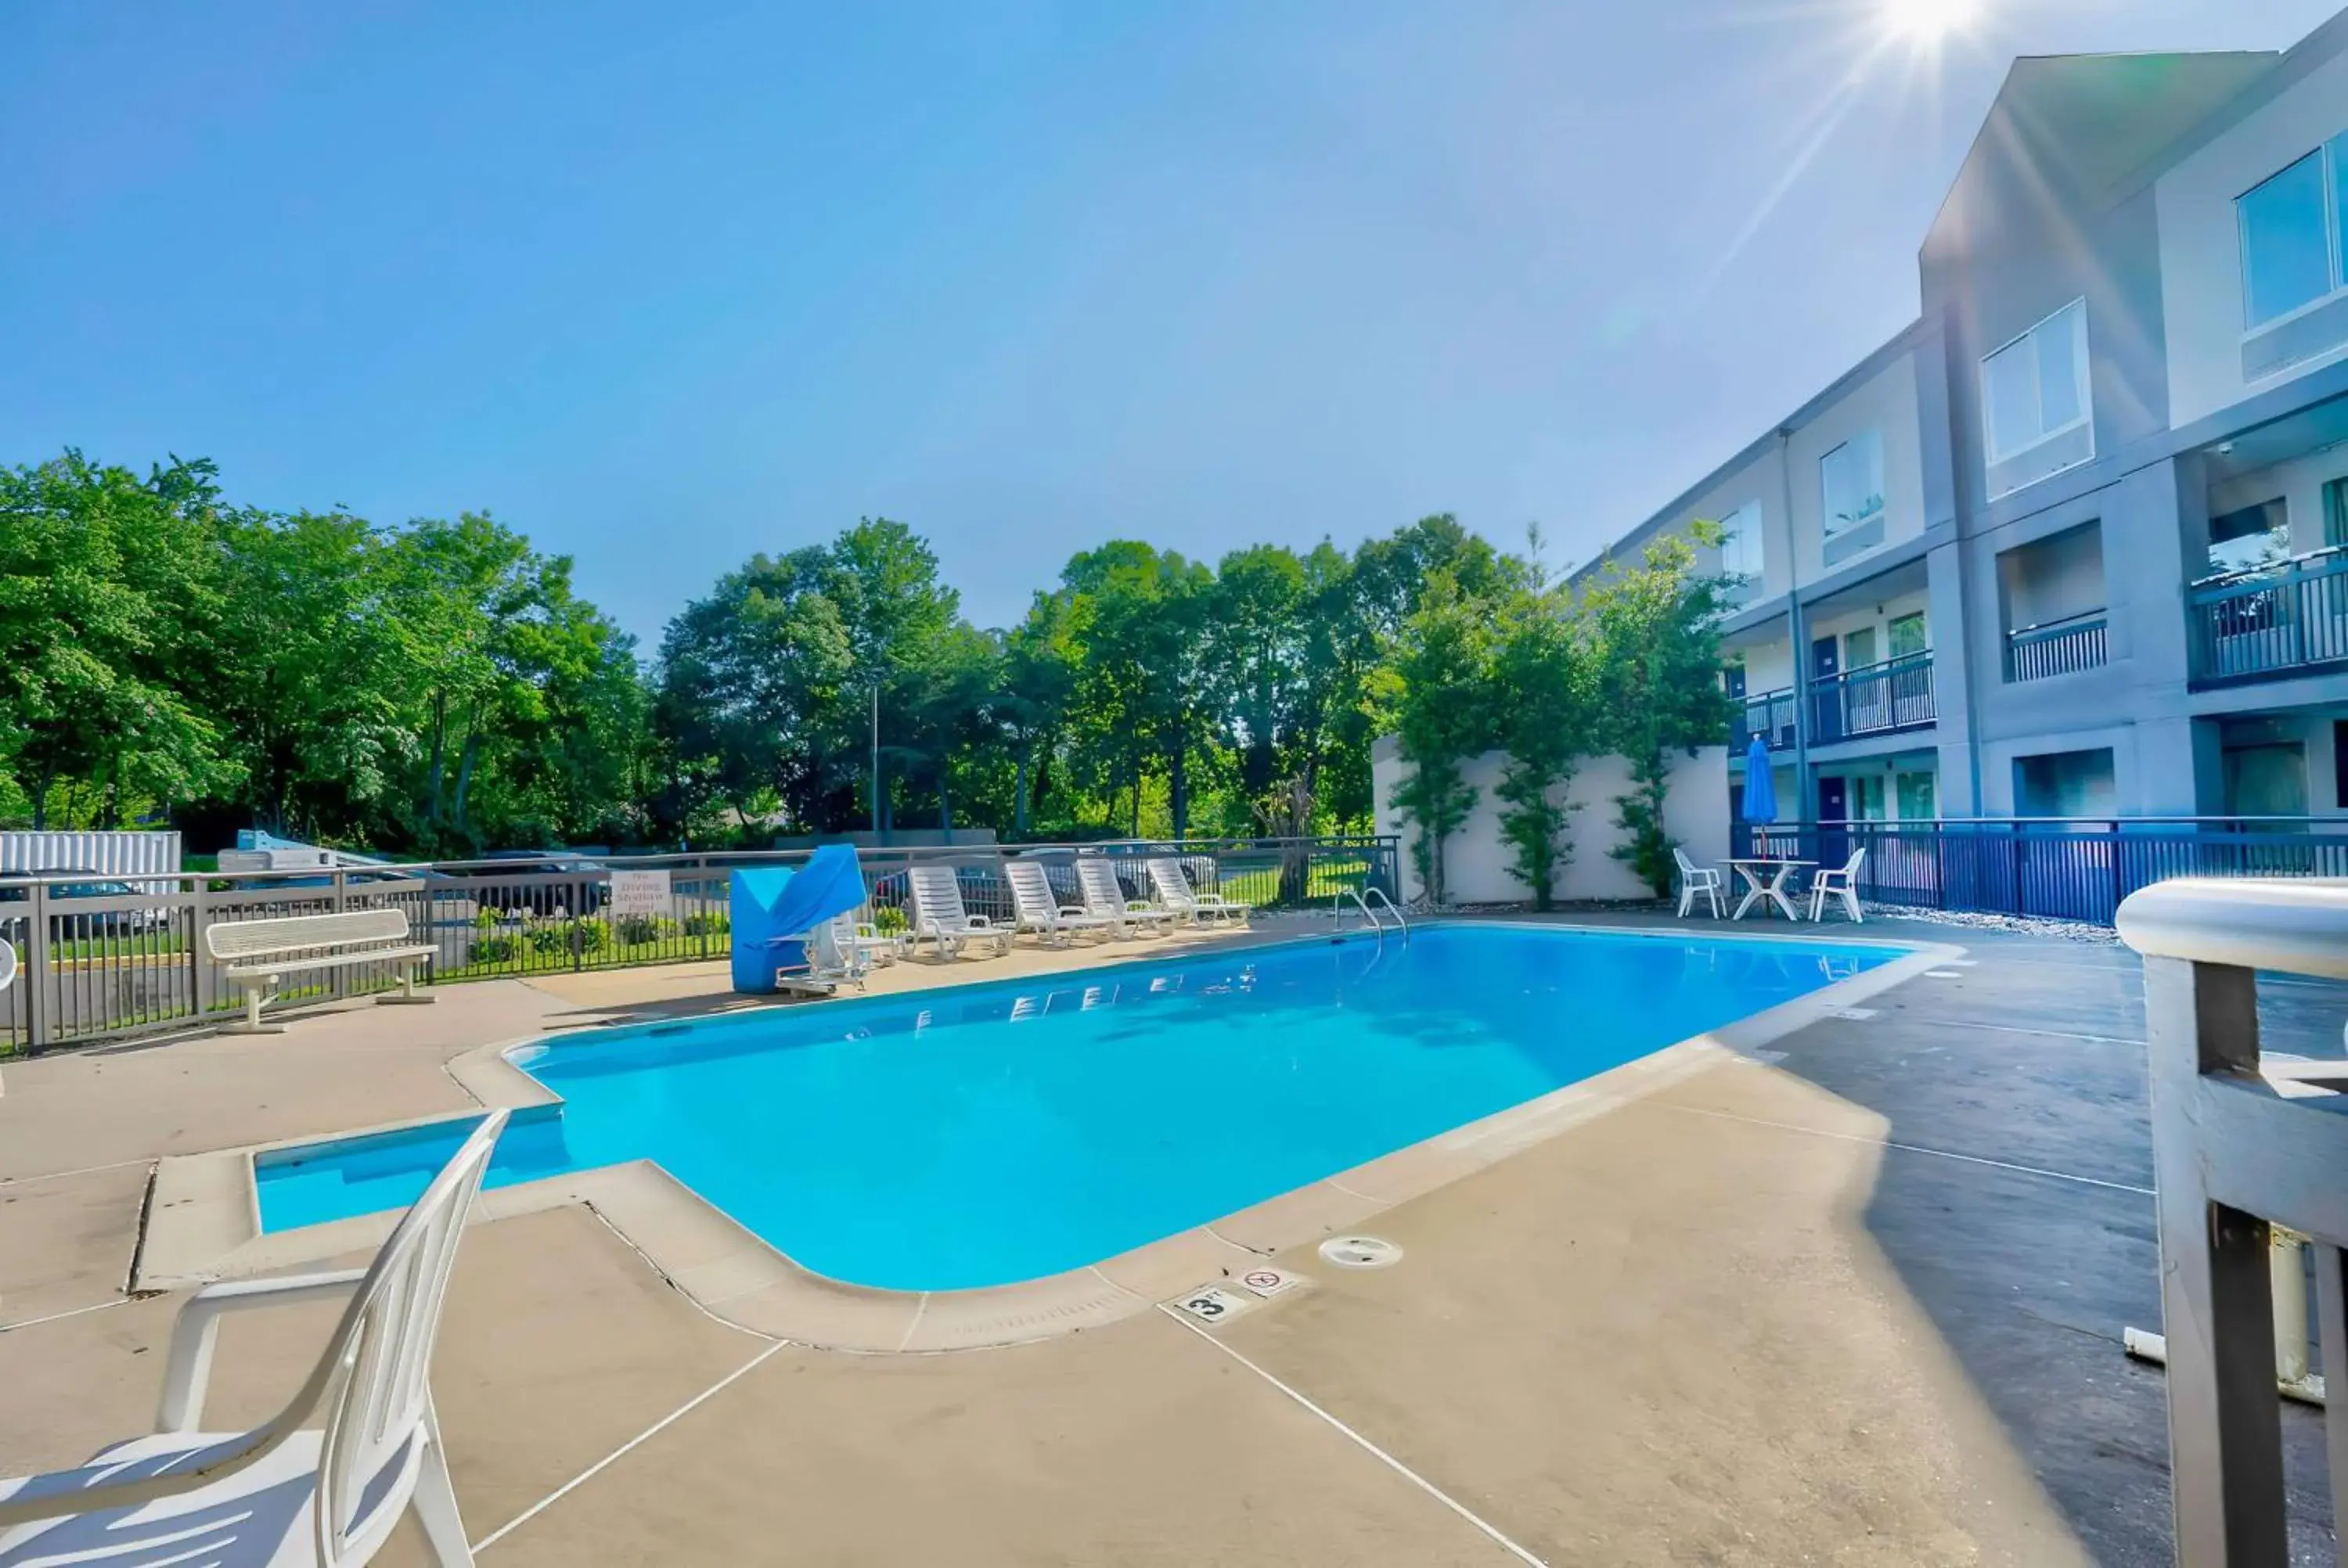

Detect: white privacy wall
[1371,741,1730,905]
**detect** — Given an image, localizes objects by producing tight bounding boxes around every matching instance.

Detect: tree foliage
[1583,532,1735,897]
[3,450,1730,894]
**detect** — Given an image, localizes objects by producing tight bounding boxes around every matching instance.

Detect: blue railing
[2004,610,2107,682]
[2190,546,2348,685]
[1746,818,2348,926]
[1810,651,1934,744]
[1728,687,1799,753]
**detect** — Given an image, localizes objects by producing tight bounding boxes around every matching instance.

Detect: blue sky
[4,0,2340,642]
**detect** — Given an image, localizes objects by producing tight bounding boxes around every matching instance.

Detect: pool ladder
[1335,886,1410,947]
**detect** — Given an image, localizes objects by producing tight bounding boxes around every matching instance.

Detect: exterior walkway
[0,915,2337,1564]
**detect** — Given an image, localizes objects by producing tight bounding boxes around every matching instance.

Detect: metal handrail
[1335,887,1385,947]
[1359,885,1410,944]
[2007,607,2109,642]
[2189,541,2348,595]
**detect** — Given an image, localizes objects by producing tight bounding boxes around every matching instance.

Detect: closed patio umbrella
[1740,735,1778,857]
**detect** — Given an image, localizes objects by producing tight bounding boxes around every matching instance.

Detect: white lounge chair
[1075,860,1176,938]
[0,940,16,994]
[1673,847,1725,919]
[1809,847,1868,923]
[907,865,1013,958]
[0,1108,507,1566]
[1146,858,1250,926]
[1004,861,1111,946]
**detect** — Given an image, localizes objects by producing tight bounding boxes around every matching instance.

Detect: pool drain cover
[1319,1235,1403,1270]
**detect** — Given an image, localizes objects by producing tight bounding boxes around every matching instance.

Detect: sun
[1882,0,1975,41]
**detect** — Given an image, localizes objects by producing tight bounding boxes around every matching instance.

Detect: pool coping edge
[136,921,1965,1351]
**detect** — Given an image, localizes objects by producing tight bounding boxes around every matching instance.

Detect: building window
[1895,770,1936,822]
[1820,430,1885,564]
[2325,476,2347,548]
[2014,748,2116,818]
[1716,501,1763,588]
[2238,136,2348,330]
[2335,720,2348,808]
[2207,497,2290,576]
[1982,300,2092,466]
[1888,612,1927,660]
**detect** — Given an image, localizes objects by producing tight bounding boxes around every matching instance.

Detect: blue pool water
[257,925,1901,1289]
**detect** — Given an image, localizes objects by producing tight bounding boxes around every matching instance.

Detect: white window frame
[2235,134,2348,337]
[1716,500,1763,583]
[1979,298,2094,468]
[1819,430,1886,540]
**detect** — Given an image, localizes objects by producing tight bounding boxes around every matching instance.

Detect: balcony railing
[2190,545,2348,685]
[1727,687,1798,754]
[2005,609,2108,682]
[1810,651,1934,744]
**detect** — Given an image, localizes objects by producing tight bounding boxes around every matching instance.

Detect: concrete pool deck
[1,912,2339,1563]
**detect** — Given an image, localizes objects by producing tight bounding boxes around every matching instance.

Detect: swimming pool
[257,925,1903,1290]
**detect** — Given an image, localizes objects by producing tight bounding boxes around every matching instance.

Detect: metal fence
[2190,546,2348,685]
[2005,610,2109,682]
[0,836,1399,1055]
[1747,818,2348,926]
[1810,651,1935,742]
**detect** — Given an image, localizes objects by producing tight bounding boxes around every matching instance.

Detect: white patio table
[1727,858,1815,921]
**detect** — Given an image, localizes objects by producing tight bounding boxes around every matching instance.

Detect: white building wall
[1373,744,1730,904]
[2158,45,2348,427]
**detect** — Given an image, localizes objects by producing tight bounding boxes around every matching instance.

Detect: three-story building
[1580,10,2348,829]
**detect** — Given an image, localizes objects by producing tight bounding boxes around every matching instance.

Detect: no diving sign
[1237,1267,1305,1299]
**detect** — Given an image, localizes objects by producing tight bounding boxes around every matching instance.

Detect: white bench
[203,908,438,1033]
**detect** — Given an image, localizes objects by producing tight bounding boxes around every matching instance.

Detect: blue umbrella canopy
[1741,735,1779,824]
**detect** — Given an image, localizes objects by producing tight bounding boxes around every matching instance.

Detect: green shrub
[614,913,679,945]
[871,904,907,936]
[682,911,730,938]
[470,933,521,965]
[524,919,609,956]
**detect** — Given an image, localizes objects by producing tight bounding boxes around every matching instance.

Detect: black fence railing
[2005,610,2108,682]
[2190,546,2348,685]
[1728,687,1799,754]
[1744,818,2348,926]
[0,836,1399,1055]
[1810,652,1934,744]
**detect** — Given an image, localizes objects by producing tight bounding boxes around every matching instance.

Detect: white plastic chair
[1809,847,1868,923]
[0,1108,507,1566]
[1075,860,1176,938]
[0,940,16,994]
[906,865,1013,958]
[1673,847,1724,919]
[1004,861,1111,946]
[1145,858,1250,926]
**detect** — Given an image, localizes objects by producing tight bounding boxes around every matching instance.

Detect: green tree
[1585,532,1734,897]
[1489,591,1597,910]
[0,454,235,827]
[1387,569,1499,906]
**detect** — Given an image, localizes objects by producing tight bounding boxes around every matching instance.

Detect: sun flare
[1882,0,1975,42]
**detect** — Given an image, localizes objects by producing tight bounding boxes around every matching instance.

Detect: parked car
[447,851,612,913]
[0,869,172,931]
